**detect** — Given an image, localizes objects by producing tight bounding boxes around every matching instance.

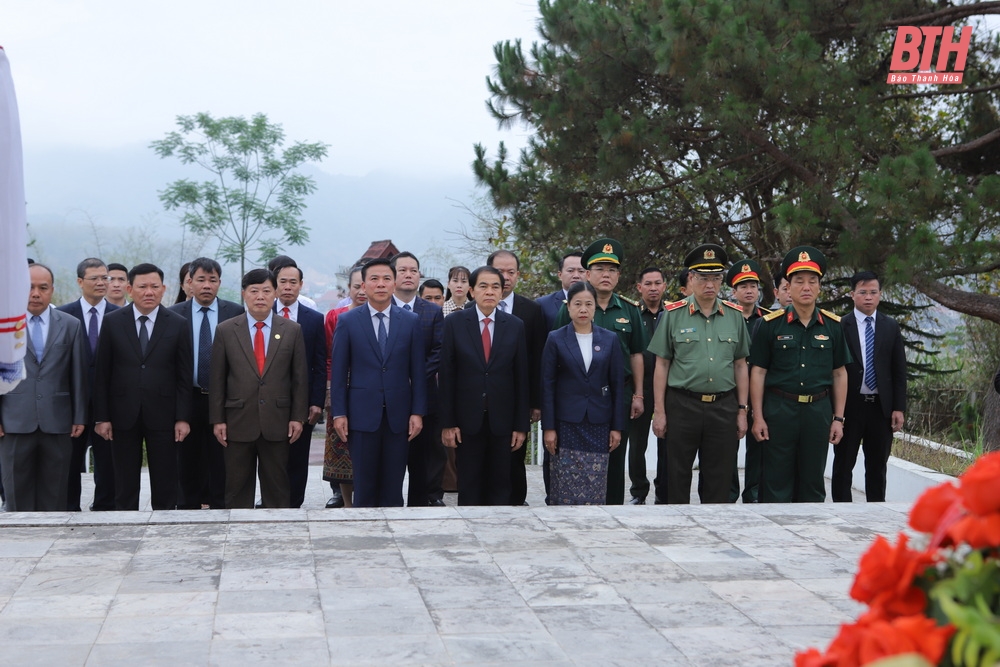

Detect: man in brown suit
[209,268,308,509]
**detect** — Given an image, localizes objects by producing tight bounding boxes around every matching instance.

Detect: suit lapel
[383,305,402,361]
[563,327,588,375]
[123,304,144,360]
[466,311,488,366]
[143,306,167,359]
[359,307,382,359]
[262,316,286,376]
[235,315,258,374]
[844,314,861,363]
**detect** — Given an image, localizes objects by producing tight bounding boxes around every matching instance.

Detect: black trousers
[509,436,528,506]
[832,395,893,502]
[424,416,446,503]
[407,413,437,507]
[458,420,512,506]
[67,422,115,511]
[111,421,178,511]
[287,422,316,508]
[178,391,226,509]
[627,399,666,502]
[664,389,738,504]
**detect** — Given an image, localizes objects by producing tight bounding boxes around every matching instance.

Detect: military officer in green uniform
[648,244,750,504]
[726,259,771,503]
[554,238,645,505]
[749,246,850,503]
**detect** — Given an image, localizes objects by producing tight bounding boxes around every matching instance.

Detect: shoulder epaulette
[820,309,841,323]
[665,300,687,312]
[616,293,639,307]
[723,300,742,311]
[758,306,773,315]
[763,308,785,322]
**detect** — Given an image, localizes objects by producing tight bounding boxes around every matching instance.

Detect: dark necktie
[498,300,508,313]
[31,315,44,363]
[403,303,411,312]
[481,317,492,362]
[864,316,877,392]
[198,306,211,388]
[88,306,99,355]
[376,312,387,357]
[138,315,149,356]
[254,321,266,375]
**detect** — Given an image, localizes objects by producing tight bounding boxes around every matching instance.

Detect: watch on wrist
[833,416,845,424]
[737,404,748,410]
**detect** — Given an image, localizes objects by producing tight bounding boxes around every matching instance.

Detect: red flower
[909,481,962,534]
[796,614,955,667]
[850,534,935,616]
[958,451,1000,517]
[946,512,1000,549]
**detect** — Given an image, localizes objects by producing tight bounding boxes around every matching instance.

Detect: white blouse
[575,331,593,372]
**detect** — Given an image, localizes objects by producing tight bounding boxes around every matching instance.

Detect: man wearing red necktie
[209,268,308,509]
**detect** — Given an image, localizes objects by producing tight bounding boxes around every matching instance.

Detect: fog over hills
[24,144,484,301]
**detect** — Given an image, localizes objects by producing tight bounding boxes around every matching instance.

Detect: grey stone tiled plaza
[0,460,906,667]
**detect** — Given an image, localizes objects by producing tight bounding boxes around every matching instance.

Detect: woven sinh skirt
[550,418,610,505]
[322,417,353,483]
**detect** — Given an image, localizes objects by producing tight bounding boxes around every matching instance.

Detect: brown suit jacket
[209,314,308,442]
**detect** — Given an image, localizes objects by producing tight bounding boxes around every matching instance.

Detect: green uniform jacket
[554,293,646,380]
[646,296,750,393]
[748,306,852,392]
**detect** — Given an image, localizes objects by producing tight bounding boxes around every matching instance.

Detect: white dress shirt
[134,305,159,339]
[854,307,877,394]
[277,299,300,322]
[368,302,391,338]
[476,306,495,344]
[79,296,107,337]
[248,312,274,356]
[576,331,593,372]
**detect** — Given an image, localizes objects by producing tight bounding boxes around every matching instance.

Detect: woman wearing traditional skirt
[542,281,626,505]
[322,265,367,508]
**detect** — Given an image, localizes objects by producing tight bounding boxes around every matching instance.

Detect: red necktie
[481,317,492,362]
[254,321,266,375]
[282,306,290,319]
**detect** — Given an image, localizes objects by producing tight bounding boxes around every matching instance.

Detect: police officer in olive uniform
[554,238,645,505]
[649,244,750,504]
[749,247,850,503]
[726,259,771,503]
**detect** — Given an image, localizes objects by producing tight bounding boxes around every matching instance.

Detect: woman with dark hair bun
[442,265,470,316]
[541,281,626,505]
[174,262,192,305]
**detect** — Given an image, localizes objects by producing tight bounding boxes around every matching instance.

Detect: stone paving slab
[0,499,908,666]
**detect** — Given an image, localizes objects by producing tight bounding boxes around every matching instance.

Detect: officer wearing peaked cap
[726,258,771,503]
[748,246,851,503]
[648,244,750,504]
[553,237,646,505]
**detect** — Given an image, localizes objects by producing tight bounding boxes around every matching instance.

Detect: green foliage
[474,0,1000,330]
[932,550,1000,666]
[151,112,328,277]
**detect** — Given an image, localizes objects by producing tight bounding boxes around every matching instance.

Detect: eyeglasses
[589,266,620,275]
[854,290,880,297]
[83,275,110,283]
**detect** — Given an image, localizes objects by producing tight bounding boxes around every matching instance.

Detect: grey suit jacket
[208,314,309,442]
[0,307,89,434]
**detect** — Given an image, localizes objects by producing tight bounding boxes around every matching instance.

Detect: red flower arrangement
[796,452,1000,667]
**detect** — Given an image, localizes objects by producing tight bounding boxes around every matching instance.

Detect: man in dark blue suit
[536,251,585,330]
[390,251,443,507]
[272,259,328,508]
[169,257,244,509]
[57,257,119,511]
[440,266,529,506]
[330,259,427,508]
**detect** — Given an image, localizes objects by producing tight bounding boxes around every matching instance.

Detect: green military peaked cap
[582,238,622,267]
[782,246,827,278]
[726,259,762,287]
[684,244,727,274]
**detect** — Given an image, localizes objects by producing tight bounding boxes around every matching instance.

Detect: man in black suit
[832,271,907,503]
[441,265,529,506]
[486,250,546,505]
[272,258,327,508]
[169,257,243,509]
[536,251,585,330]
[390,251,443,507]
[57,257,119,511]
[93,263,193,510]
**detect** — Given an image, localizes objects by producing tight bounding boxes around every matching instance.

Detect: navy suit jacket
[439,307,529,437]
[330,304,427,434]
[398,296,443,414]
[273,302,328,409]
[536,289,566,331]
[842,311,907,419]
[56,299,120,390]
[541,324,626,431]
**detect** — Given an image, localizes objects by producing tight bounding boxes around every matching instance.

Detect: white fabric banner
[0,47,30,394]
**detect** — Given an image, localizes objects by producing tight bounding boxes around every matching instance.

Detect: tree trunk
[913,278,1000,325]
[982,377,1000,453]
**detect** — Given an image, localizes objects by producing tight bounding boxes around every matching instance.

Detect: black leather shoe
[428,498,445,507]
[628,496,646,505]
[326,495,344,509]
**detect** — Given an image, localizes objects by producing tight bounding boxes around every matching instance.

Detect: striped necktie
[864,316,877,392]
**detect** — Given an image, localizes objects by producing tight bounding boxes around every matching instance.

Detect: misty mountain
[24,144,484,290]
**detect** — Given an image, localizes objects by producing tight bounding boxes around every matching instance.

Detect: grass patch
[891,436,973,477]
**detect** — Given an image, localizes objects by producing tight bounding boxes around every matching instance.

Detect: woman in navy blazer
[541,281,626,505]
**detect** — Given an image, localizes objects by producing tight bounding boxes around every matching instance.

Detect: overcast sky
[4,0,541,179]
